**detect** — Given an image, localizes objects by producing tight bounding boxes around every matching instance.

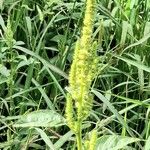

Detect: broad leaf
[96,135,140,150]
[13,110,65,127]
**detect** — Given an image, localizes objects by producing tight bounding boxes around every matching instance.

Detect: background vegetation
[0,0,150,149]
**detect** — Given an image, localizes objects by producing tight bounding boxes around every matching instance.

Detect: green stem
[76,120,82,150]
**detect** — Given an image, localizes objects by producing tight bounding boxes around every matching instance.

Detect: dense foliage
[0,0,150,149]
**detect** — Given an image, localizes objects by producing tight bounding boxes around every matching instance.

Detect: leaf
[21,4,33,11]
[145,136,150,150]
[46,0,62,7]
[123,32,150,51]
[13,45,68,79]
[0,139,20,149]
[0,0,3,10]
[31,78,55,110]
[17,57,34,69]
[25,16,32,36]
[36,5,44,22]
[35,128,55,150]
[103,89,111,113]
[130,0,138,9]
[17,60,30,70]
[54,131,74,149]
[0,15,6,30]
[120,21,129,46]
[51,34,66,43]
[0,64,10,77]
[144,22,150,36]
[96,135,140,150]
[13,110,65,127]
[116,56,150,73]
[15,41,25,46]
[92,89,135,138]
[13,45,67,97]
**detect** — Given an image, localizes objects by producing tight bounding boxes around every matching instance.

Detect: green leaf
[92,89,135,138]
[54,131,74,149]
[31,78,55,110]
[46,0,62,7]
[0,64,10,77]
[145,136,150,150]
[0,140,19,148]
[36,5,44,22]
[120,21,129,46]
[0,15,6,30]
[123,32,150,52]
[25,16,32,36]
[0,0,3,10]
[13,46,68,79]
[13,110,65,127]
[103,89,111,113]
[13,46,67,98]
[96,135,140,150]
[116,56,150,73]
[35,128,55,150]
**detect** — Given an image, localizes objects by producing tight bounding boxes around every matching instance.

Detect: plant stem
[76,120,82,150]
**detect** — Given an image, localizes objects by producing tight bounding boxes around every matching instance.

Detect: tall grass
[0,0,150,149]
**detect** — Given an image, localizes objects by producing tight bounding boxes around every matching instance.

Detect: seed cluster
[65,0,98,148]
